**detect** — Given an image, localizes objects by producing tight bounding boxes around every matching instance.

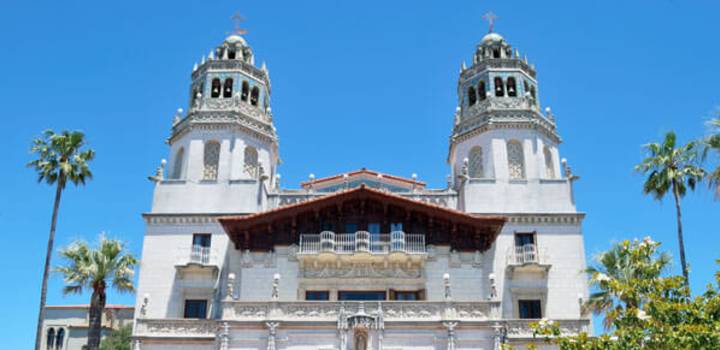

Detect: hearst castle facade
[132,25,591,350]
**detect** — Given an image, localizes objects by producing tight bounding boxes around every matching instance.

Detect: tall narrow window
[506,77,517,97]
[210,78,221,98]
[203,141,220,181]
[478,81,487,101]
[468,146,484,178]
[227,48,236,60]
[494,77,505,97]
[192,233,211,264]
[530,86,537,101]
[223,78,233,98]
[507,140,525,179]
[244,146,259,178]
[241,81,249,101]
[493,48,501,58]
[55,328,65,349]
[172,147,184,179]
[46,328,55,350]
[467,86,477,106]
[523,80,530,95]
[250,86,260,106]
[544,146,555,178]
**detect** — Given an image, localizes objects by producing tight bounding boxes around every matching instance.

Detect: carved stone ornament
[302,261,422,279]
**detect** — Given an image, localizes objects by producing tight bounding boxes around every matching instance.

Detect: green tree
[514,239,720,350]
[100,325,133,350]
[583,239,671,329]
[28,130,94,350]
[56,236,137,350]
[705,118,720,198]
[635,131,704,286]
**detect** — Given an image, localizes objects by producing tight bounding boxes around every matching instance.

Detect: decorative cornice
[169,110,278,145]
[460,59,536,79]
[486,213,586,225]
[143,213,247,225]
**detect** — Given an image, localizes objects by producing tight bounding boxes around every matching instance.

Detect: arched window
[244,146,259,178]
[227,48,236,60]
[507,140,525,180]
[210,78,221,98]
[467,86,477,106]
[478,81,487,100]
[544,146,555,178]
[530,85,537,100]
[250,87,260,106]
[468,146,484,178]
[46,328,55,350]
[506,77,517,97]
[494,77,505,97]
[223,78,233,98]
[241,81,249,102]
[172,147,184,179]
[493,48,501,58]
[55,328,65,349]
[203,141,220,181]
[523,80,530,95]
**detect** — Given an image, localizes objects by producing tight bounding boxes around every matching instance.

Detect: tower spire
[482,11,498,33]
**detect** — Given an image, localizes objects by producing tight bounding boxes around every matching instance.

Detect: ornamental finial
[230,12,248,35]
[482,11,498,33]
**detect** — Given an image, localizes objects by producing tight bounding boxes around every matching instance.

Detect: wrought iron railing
[507,244,548,265]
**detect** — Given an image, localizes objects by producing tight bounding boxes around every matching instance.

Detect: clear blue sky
[1,0,718,347]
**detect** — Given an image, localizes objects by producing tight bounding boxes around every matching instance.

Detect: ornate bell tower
[449,17,575,213]
[151,20,279,214]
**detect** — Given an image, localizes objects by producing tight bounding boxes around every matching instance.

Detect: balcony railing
[176,246,218,268]
[299,231,425,255]
[510,244,540,264]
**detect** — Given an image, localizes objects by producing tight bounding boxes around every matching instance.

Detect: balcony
[506,244,551,278]
[300,231,425,255]
[298,231,426,267]
[175,246,219,278]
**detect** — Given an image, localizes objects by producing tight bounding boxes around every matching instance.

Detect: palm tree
[635,131,704,287]
[56,236,137,350]
[28,130,94,350]
[705,118,720,198]
[583,239,671,329]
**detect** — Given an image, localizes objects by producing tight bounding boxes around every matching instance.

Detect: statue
[226,273,236,300]
[271,273,280,300]
[443,273,452,301]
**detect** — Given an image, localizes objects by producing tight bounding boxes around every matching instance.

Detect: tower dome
[480,32,504,44]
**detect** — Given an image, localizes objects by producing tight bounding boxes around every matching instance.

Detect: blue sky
[1,0,719,347]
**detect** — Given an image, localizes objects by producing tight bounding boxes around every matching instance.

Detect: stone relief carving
[301,261,422,279]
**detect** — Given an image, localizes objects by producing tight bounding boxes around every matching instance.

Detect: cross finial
[482,11,498,33]
[230,12,247,35]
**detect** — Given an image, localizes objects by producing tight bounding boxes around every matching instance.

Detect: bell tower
[449,20,575,213]
[151,23,279,214]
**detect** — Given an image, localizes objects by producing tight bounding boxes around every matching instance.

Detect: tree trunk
[34,180,64,350]
[87,282,107,350]
[672,183,690,288]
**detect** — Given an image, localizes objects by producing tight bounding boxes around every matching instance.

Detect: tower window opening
[210,78,221,98]
[507,140,525,180]
[241,81,249,102]
[467,86,477,106]
[544,146,555,178]
[244,146,259,178]
[172,147,185,179]
[493,49,501,58]
[523,80,530,95]
[506,77,517,97]
[55,328,65,349]
[468,146,484,178]
[228,48,236,60]
[46,328,56,350]
[530,86,537,101]
[494,77,505,97]
[203,141,220,181]
[478,81,487,100]
[250,86,260,106]
[223,78,233,98]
